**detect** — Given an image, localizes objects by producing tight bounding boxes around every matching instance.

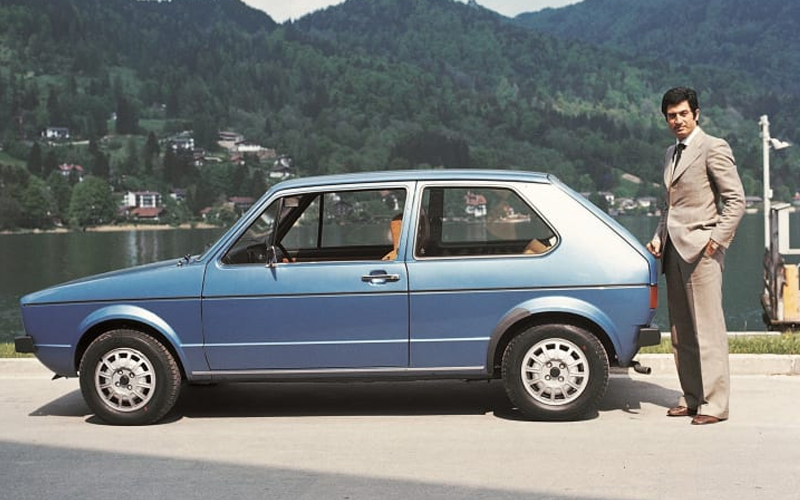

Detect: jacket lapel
[668,128,705,186]
[663,145,675,187]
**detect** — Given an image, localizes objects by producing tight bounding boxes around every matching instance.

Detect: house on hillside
[169,188,187,203]
[464,191,487,218]
[168,132,194,152]
[128,206,165,221]
[123,191,161,208]
[43,127,70,140]
[58,164,84,182]
[218,131,244,151]
[269,162,293,180]
[192,148,206,167]
[636,196,658,211]
[122,190,165,222]
[237,141,277,163]
[269,155,294,180]
[236,141,264,154]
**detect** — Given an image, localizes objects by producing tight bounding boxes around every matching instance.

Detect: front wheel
[79,329,181,425]
[501,324,609,420]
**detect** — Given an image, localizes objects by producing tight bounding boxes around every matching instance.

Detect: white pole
[760,115,772,249]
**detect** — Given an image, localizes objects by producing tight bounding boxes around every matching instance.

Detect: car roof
[271,169,555,191]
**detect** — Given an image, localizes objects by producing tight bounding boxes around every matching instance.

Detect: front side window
[223,188,406,264]
[220,202,278,264]
[416,186,556,258]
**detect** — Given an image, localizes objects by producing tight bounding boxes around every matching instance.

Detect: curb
[2,356,800,378]
[625,354,800,376]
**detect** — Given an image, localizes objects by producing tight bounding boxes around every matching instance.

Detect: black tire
[79,329,181,425]
[501,324,609,420]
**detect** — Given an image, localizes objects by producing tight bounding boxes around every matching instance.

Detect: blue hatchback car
[17,170,660,425]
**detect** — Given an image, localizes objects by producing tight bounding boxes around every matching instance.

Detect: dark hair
[661,87,699,118]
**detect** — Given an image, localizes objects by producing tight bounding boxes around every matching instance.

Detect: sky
[242,0,581,23]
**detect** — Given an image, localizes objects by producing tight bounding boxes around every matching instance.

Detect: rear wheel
[502,324,608,420]
[79,329,181,425]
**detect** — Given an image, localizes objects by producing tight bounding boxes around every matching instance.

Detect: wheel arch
[74,305,188,380]
[487,301,620,377]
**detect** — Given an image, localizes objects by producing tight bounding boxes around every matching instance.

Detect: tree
[0,164,26,229]
[186,181,218,216]
[0,195,22,230]
[46,86,66,127]
[192,112,218,150]
[143,132,160,174]
[589,192,610,213]
[27,142,43,177]
[230,162,248,196]
[161,193,192,226]
[248,169,267,198]
[91,148,111,180]
[163,147,181,185]
[390,130,470,168]
[47,171,72,223]
[68,176,117,227]
[115,96,139,135]
[19,176,53,228]
[43,149,59,177]
[120,137,141,176]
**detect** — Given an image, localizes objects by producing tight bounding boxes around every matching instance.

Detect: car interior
[221,185,557,265]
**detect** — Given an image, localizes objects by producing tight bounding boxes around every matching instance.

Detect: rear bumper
[637,327,661,348]
[14,336,36,353]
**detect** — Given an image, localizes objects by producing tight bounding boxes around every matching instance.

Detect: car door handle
[361,273,401,284]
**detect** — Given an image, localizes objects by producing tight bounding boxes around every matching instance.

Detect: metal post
[760,115,772,249]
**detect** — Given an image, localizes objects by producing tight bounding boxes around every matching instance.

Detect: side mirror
[266,245,278,268]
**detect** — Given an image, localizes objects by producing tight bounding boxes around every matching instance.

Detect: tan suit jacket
[654,127,745,262]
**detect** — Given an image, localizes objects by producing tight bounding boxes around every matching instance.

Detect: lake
[0,213,777,344]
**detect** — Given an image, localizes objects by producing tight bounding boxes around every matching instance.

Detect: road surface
[1,361,799,499]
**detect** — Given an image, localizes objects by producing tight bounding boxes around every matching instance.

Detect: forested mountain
[0,0,278,143]
[0,0,797,230]
[514,0,800,203]
[516,0,800,103]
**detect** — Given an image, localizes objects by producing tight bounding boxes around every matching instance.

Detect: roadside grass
[3,334,800,358]
[0,343,32,358]
[640,333,800,355]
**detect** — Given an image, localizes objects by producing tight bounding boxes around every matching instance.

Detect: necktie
[672,143,686,169]
[670,143,686,185]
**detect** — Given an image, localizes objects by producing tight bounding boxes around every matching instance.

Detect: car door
[202,184,412,371]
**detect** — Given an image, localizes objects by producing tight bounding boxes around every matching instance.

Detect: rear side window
[416,186,556,258]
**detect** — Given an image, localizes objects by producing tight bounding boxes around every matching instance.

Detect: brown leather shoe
[691,414,723,425]
[667,406,697,417]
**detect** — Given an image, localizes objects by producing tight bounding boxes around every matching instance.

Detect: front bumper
[637,327,661,348]
[14,335,36,353]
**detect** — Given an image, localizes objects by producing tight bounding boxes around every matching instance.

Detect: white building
[123,191,162,209]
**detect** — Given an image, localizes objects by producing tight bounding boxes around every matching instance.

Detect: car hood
[20,257,206,306]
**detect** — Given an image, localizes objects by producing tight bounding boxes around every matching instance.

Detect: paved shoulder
[0,359,56,378]
[631,354,800,376]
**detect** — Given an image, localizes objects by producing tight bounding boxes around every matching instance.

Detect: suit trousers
[663,239,730,419]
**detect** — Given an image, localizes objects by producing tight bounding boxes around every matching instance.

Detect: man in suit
[646,87,745,425]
